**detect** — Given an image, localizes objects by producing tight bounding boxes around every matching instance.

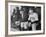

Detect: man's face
[29,9,33,14]
[20,11,24,14]
[15,10,17,13]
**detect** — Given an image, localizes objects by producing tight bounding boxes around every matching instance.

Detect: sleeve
[34,13,38,21]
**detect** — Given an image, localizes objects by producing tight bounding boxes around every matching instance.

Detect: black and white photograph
[8,2,44,35]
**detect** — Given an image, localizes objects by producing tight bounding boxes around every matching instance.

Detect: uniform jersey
[28,13,38,22]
